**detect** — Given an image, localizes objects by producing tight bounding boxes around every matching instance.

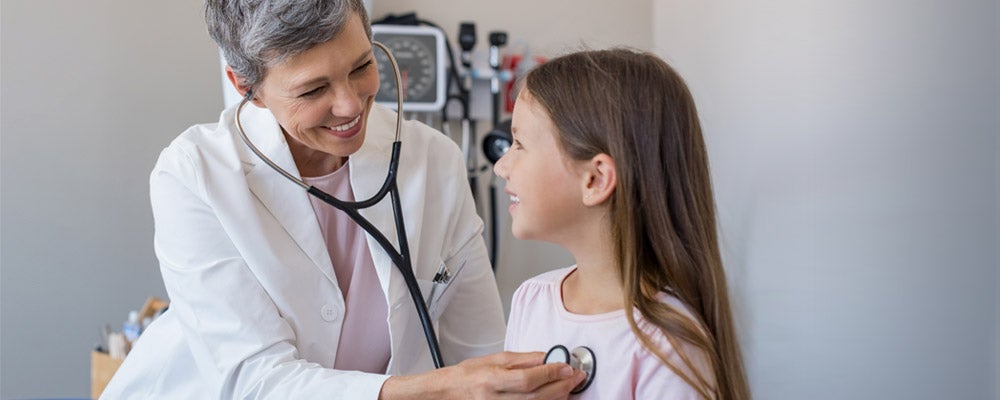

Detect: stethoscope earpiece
[545,344,596,394]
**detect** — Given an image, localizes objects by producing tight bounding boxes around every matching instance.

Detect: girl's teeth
[510,195,520,203]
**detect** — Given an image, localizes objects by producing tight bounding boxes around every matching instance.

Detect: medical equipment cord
[233,41,445,369]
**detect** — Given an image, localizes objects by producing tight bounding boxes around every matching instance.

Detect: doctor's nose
[328,86,365,117]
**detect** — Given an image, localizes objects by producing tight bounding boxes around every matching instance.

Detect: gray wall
[1,1,219,397]
[653,0,998,398]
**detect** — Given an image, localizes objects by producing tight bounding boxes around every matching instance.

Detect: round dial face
[374,35,438,104]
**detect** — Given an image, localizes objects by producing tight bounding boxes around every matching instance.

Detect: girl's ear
[581,153,616,206]
[225,65,266,108]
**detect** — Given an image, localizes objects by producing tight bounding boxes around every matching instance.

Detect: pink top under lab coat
[304,162,390,374]
[504,266,715,399]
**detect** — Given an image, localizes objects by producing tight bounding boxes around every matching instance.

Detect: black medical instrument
[455,21,481,213]
[482,122,511,165]
[484,31,508,267]
[458,22,477,72]
[487,31,507,129]
[482,121,511,265]
[234,41,445,369]
[545,345,596,394]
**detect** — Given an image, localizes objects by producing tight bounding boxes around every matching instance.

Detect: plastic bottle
[122,310,142,345]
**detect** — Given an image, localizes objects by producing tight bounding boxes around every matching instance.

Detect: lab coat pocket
[417,260,465,321]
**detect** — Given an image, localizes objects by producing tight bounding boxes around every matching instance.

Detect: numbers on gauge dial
[375,36,436,102]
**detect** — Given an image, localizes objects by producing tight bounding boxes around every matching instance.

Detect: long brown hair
[524,48,750,400]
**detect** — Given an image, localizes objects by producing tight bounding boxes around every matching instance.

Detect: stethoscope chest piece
[545,345,596,394]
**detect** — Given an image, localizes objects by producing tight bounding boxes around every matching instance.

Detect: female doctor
[101,0,585,398]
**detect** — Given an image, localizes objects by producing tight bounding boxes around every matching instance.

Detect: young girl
[495,49,751,399]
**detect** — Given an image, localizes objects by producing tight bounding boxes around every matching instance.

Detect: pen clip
[426,260,467,307]
[434,260,467,299]
[432,262,449,283]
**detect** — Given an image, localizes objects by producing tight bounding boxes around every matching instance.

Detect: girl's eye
[512,139,523,150]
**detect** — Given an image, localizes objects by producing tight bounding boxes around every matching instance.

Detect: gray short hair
[206,0,371,91]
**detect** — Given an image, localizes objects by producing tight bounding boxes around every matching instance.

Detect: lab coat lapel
[350,104,401,298]
[240,104,338,286]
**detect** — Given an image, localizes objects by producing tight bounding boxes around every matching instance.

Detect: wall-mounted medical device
[372,24,448,112]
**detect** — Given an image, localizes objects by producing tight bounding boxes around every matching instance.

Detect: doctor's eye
[512,139,524,150]
[352,60,374,75]
[299,85,326,98]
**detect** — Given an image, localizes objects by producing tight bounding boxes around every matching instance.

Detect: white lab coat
[101,102,506,399]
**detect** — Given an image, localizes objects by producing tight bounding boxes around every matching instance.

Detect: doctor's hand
[378,351,586,400]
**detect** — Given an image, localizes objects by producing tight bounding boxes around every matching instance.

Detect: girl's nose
[493,153,509,180]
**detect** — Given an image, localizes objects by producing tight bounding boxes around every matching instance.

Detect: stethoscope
[545,345,596,394]
[233,41,597,390]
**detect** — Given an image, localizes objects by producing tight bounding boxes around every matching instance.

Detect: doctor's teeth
[330,115,361,132]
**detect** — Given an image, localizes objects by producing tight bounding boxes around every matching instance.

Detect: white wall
[653,0,998,399]
[1,1,220,397]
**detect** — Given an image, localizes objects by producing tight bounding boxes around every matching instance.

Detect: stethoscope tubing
[233,41,445,368]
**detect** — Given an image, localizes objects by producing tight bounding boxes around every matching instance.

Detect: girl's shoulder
[524,266,576,285]
[631,292,717,397]
[513,266,575,296]
[638,292,706,345]
[509,266,575,308]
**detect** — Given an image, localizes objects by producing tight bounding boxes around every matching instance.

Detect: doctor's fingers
[490,351,547,369]
[508,368,586,400]
[494,362,586,397]
[458,351,544,372]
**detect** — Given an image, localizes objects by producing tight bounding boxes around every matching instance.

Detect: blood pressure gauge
[372,24,447,112]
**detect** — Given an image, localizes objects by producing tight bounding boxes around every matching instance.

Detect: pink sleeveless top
[303,161,391,373]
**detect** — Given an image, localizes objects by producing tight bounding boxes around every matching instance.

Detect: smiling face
[248,12,378,175]
[493,90,590,243]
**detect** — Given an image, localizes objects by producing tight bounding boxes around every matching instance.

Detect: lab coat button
[321,304,339,322]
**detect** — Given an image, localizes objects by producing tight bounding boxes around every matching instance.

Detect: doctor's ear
[581,153,616,206]
[225,66,265,108]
